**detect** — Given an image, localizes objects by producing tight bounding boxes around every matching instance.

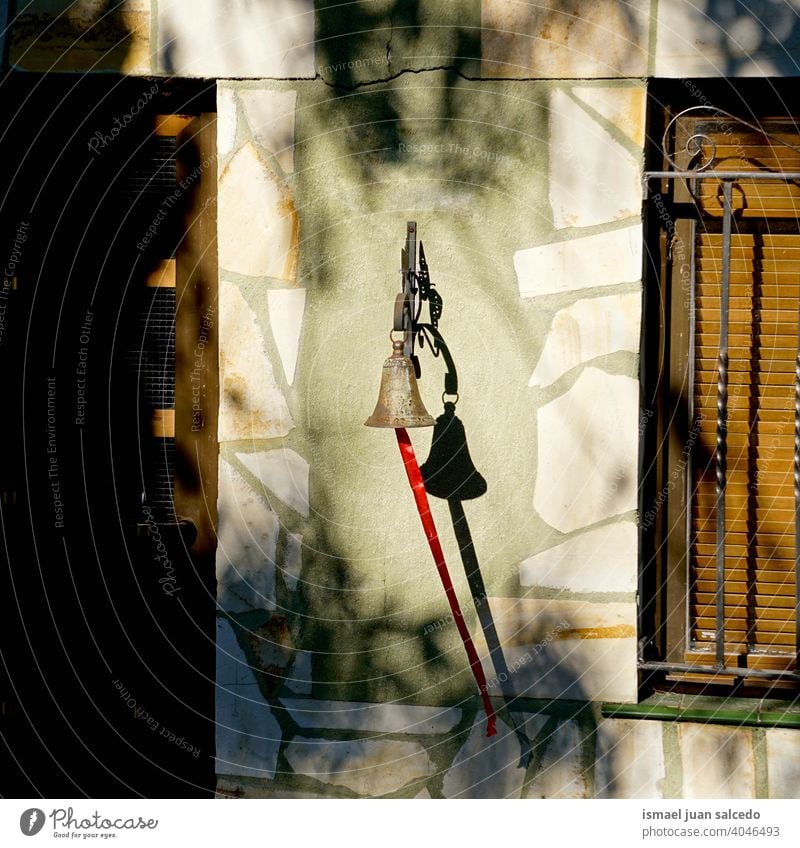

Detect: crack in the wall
[320,65,483,92]
[214,71,648,90]
[386,11,393,75]
[317,67,650,92]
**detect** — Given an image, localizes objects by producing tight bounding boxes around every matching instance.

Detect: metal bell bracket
[365,223,496,737]
[395,221,444,381]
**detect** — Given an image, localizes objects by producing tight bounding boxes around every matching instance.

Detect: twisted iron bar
[796,317,800,664]
[714,180,733,668]
[795,350,800,513]
[714,354,728,668]
[716,351,729,497]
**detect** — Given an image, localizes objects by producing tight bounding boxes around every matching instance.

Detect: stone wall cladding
[512,82,646,706]
[214,81,309,782]
[481,0,651,79]
[211,74,654,796]
[481,1,800,80]
[211,652,797,800]
[9,0,151,74]
[9,2,800,80]
[211,69,670,795]
[654,0,800,78]
[157,1,315,78]
[679,724,757,799]
[216,707,795,799]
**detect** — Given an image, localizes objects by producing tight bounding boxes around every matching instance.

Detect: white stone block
[282,532,303,592]
[443,715,526,799]
[519,522,638,594]
[571,86,647,148]
[535,368,639,533]
[216,619,282,779]
[236,448,310,518]
[527,719,588,798]
[595,718,665,798]
[510,712,551,746]
[218,280,293,441]
[515,224,642,299]
[216,618,256,687]
[281,699,461,734]
[549,89,643,229]
[679,724,755,799]
[157,0,315,78]
[655,1,797,77]
[481,0,649,78]
[216,459,279,613]
[488,642,637,702]
[216,87,238,157]
[250,615,295,677]
[216,695,282,780]
[286,649,313,695]
[239,89,297,174]
[655,1,726,77]
[268,288,306,385]
[218,142,298,280]
[766,728,800,798]
[529,291,641,388]
[474,598,638,703]
[285,737,435,797]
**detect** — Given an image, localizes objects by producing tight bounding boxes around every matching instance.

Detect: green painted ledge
[602,694,800,729]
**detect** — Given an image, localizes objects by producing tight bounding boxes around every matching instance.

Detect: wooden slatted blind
[122,115,191,521]
[686,119,800,677]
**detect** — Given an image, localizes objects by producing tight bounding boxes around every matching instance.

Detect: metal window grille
[642,106,800,685]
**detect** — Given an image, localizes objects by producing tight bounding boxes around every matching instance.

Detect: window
[642,87,800,692]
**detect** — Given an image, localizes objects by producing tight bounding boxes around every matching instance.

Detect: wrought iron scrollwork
[399,223,444,373]
[661,104,800,173]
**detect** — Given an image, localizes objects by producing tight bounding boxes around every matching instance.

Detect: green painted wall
[254,73,638,702]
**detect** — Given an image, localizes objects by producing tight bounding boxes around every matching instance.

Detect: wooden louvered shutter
[123,115,191,521]
[684,119,800,680]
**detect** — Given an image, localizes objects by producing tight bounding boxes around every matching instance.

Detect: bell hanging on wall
[365,338,434,428]
[420,402,487,501]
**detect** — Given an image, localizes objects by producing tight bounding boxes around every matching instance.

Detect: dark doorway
[0,74,218,797]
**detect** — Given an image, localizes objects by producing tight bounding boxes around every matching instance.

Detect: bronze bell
[420,402,487,500]
[365,339,434,428]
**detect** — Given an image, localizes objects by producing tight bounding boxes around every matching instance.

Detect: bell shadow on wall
[417,324,532,767]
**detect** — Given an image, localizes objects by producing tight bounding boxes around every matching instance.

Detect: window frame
[640,85,800,694]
